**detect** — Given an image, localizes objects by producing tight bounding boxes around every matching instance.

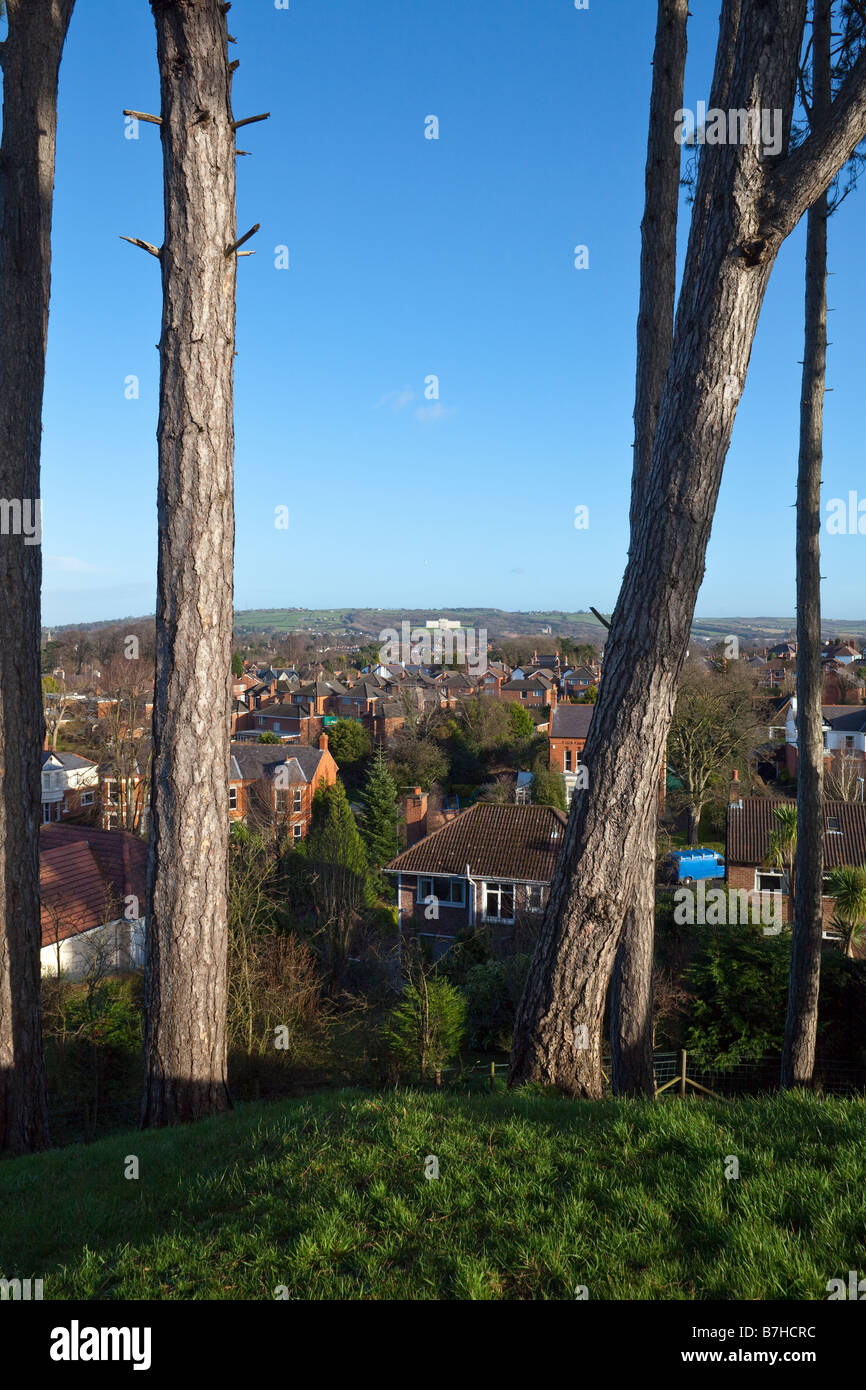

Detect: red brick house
[386,802,566,958]
[726,793,866,931]
[229,735,337,839]
[500,675,557,710]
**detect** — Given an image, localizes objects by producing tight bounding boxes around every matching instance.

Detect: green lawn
[2,1089,864,1300]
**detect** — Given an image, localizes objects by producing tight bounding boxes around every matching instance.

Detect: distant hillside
[44,607,866,647]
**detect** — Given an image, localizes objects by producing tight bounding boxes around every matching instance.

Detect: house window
[80,792,95,806]
[275,788,288,812]
[845,737,855,749]
[525,884,546,913]
[564,749,573,772]
[756,870,787,893]
[273,722,281,732]
[293,789,303,812]
[229,787,238,811]
[418,877,466,906]
[483,882,515,922]
[292,823,303,839]
[827,816,842,835]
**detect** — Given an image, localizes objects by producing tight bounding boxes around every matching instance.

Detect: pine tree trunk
[781,0,830,1090]
[510,0,866,1097]
[611,0,688,1101]
[141,0,237,1126]
[0,0,75,1155]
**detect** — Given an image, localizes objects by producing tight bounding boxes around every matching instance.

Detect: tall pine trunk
[0,0,75,1155]
[141,0,237,1126]
[611,0,689,1100]
[781,0,830,1089]
[510,0,866,1097]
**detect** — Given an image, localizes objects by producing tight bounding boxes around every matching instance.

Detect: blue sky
[23,0,866,626]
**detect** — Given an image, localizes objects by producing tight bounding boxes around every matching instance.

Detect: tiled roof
[39,825,148,946]
[386,803,567,883]
[726,796,866,869]
[550,704,594,739]
[230,742,325,783]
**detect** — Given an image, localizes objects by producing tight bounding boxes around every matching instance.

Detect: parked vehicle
[664,847,725,885]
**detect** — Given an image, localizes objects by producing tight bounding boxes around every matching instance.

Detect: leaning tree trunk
[611,0,689,1099]
[781,0,831,1090]
[141,0,238,1126]
[510,0,866,1096]
[0,0,75,1156]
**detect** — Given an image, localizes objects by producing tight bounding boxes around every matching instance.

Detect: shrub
[382,974,467,1081]
[462,954,531,1051]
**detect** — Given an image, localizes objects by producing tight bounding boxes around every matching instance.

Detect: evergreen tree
[359,746,400,867]
[302,782,371,981]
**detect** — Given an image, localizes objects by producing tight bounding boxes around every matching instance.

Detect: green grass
[2,1089,864,1300]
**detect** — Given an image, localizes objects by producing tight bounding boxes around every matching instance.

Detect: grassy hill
[2,1088,865,1300]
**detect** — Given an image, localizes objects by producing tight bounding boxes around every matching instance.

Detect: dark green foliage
[231,652,244,678]
[257,730,281,744]
[684,926,791,1067]
[358,746,400,867]
[508,702,535,741]
[462,954,531,1051]
[530,767,568,812]
[325,718,371,767]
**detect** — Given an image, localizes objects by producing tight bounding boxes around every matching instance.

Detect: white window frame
[525,884,546,914]
[229,787,238,811]
[482,881,515,924]
[755,869,787,894]
[417,877,466,907]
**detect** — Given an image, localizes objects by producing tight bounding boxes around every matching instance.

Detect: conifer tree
[359,747,400,868]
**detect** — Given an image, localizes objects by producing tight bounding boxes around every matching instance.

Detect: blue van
[664,847,725,884]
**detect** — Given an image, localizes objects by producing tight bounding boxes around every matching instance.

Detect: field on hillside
[2,1089,864,1301]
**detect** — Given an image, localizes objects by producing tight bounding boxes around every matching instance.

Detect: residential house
[548,703,593,802]
[784,699,866,789]
[40,751,99,824]
[500,675,557,710]
[560,664,599,698]
[386,802,566,958]
[39,823,147,979]
[726,791,866,932]
[229,734,338,838]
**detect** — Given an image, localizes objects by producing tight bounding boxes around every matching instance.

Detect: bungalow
[39,824,147,979]
[386,802,566,959]
[726,792,866,932]
[229,734,337,838]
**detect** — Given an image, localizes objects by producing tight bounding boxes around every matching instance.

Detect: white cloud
[414,404,455,424]
[374,388,416,411]
[44,555,105,574]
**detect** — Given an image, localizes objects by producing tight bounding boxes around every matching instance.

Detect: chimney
[729,768,742,808]
[318,732,329,753]
[403,786,428,847]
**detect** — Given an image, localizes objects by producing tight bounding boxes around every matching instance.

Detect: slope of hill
[2,1088,864,1300]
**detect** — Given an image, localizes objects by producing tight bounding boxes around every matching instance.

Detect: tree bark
[510,0,866,1097]
[781,0,831,1090]
[611,0,689,1100]
[141,0,237,1126]
[0,0,75,1155]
